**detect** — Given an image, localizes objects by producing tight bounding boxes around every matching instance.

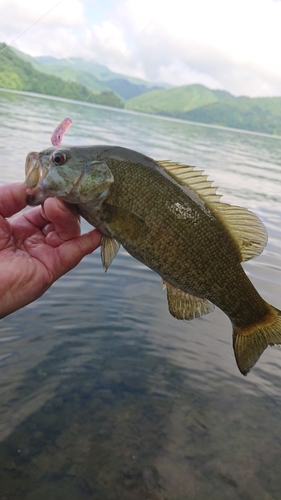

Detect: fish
[25,144,281,375]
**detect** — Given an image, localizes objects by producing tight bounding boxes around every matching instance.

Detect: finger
[77,228,103,255]
[53,228,102,277]
[0,183,27,218]
[42,197,81,241]
[45,229,69,247]
[22,205,50,229]
[42,223,55,236]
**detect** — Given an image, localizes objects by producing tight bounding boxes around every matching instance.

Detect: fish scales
[25,144,281,375]
[79,148,268,324]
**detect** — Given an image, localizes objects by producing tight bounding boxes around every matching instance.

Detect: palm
[0,183,101,318]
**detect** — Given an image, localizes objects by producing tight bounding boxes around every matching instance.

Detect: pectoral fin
[101,236,120,272]
[163,280,215,320]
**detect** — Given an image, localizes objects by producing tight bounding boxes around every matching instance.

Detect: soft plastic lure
[51,117,72,146]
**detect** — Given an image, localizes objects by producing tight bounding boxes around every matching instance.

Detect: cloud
[113,0,281,96]
[0,0,85,56]
[79,0,281,96]
[1,0,281,96]
[82,21,128,62]
[0,0,84,28]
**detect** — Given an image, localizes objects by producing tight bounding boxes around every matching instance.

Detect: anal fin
[163,280,215,320]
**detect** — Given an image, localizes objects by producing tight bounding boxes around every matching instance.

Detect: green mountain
[28,62,110,95]
[125,84,232,115]
[24,55,112,95]
[183,96,281,136]
[125,85,281,136]
[33,56,168,99]
[0,44,123,107]
[8,52,165,100]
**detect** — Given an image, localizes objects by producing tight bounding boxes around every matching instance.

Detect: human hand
[0,183,102,318]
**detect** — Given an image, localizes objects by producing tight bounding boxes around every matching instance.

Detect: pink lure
[51,118,72,146]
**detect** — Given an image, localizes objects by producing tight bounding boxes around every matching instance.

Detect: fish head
[25,147,114,206]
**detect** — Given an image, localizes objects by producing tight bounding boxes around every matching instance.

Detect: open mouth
[25,152,53,206]
[25,151,40,188]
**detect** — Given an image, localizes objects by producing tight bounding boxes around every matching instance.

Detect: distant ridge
[125,84,281,136]
[182,96,281,136]
[1,43,281,136]
[125,84,232,115]
[18,52,169,100]
[0,43,123,108]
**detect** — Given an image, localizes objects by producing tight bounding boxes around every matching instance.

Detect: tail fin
[233,306,281,375]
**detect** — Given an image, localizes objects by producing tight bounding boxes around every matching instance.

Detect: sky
[1,0,281,97]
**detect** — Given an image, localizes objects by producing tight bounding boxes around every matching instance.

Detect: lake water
[0,88,281,499]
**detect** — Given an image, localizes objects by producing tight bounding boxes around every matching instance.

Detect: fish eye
[51,152,67,165]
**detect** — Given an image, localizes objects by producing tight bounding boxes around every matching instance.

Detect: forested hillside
[0,44,123,108]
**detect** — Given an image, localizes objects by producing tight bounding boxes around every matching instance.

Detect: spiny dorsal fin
[158,161,221,204]
[158,160,267,262]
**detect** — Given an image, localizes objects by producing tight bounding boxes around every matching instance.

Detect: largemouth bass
[25,145,281,375]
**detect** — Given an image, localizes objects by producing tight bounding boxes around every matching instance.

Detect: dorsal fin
[158,161,221,204]
[157,160,268,262]
[213,203,267,262]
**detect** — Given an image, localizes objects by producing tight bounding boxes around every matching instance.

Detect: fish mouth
[25,151,53,206]
[26,186,53,206]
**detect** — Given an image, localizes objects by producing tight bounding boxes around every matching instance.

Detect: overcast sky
[1,0,281,97]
